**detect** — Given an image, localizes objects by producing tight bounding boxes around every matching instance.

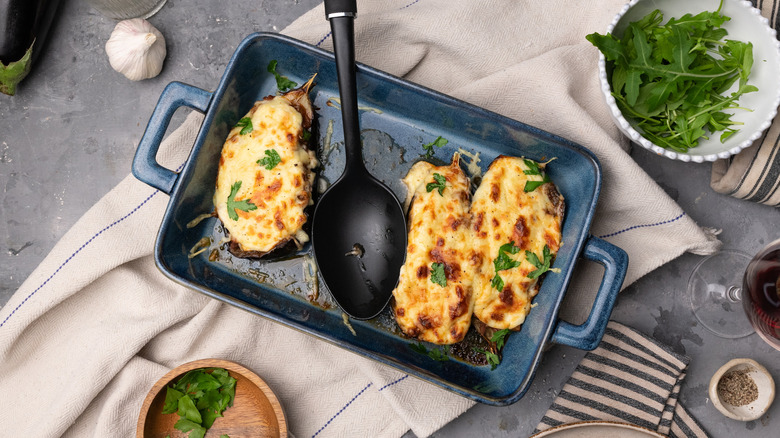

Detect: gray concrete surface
[2,0,779,436]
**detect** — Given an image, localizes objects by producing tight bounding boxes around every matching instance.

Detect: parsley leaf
[523,158,550,192]
[491,242,522,291]
[235,117,253,135]
[410,342,449,361]
[526,245,553,279]
[422,136,448,159]
[226,181,257,221]
[164,368,237,438]
[267,60,298,92]
[426,173,447,196]
[430,262,447,287]
[476,348,500,370]
[491,329,512,350]
[586,6,758,152]
[257,149,281,170]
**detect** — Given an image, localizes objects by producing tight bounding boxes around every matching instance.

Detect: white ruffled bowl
[597,0,780,162]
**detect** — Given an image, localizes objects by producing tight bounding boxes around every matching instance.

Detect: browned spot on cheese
[416,265,429,279]
[545,232,558,251]
[473,212,484,232]
[229,134,239,143]
[512,216,529,247]
[287,132,294,143]
[437,237,445,247]
[407,243,416,253]
[500,286,514,306]
[492,218,499,227]
[490,183,500,202]
[418,314,439,329]
[293,175,302,188]
[444,216,462,231]
[274,210,285,230]
[450,326,463,341]
[396,307,405,317]
[469,251,483,267]
[449,285,469,319]
[491,312,504,322]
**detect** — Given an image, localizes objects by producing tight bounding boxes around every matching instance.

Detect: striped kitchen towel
[710,0,780,206]
[535,321,708,438]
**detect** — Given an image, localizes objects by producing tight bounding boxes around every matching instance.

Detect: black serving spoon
[312,0,407,320]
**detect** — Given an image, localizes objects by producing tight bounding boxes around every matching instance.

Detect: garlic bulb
[105,18,166,81]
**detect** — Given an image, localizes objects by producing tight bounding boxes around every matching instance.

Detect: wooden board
[137,359,287,438]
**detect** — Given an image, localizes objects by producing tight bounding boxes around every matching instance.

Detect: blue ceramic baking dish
[132,32,628,406]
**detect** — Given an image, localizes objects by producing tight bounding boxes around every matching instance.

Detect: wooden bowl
[137,359,287,438]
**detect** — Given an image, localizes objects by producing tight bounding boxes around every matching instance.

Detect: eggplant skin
[0,0,61,95]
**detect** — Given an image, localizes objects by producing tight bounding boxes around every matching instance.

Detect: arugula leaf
[426,173,447,196]
[476,348,500,370]
[430,262,447,287]
[522,159,550,192]
[267,60,298,92]
[491,329,512,350]
[526,245,553,279]
[491,242,522,291]
[422,136,448,158]
[226,181,257,221]
[257,149,282,170]
[587,5,758,152]
[235,117,253,135]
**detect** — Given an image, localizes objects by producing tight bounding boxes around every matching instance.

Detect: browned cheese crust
[392,154,477,344]
[470,156,564,330]
[213,79,318,258]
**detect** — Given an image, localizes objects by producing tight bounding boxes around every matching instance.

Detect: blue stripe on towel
[312,382,373,437]
[597,212,686,239]
[378,375,409,391]
[0,189,161,329]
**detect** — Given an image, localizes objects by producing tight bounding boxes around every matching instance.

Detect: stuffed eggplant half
[213,77,318,258]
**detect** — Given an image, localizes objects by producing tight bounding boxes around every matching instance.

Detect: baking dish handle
[132,81,212,194]
[550,236,628,351]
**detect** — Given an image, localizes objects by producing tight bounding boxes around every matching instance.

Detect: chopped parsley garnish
[523,158,550,192]
[422,136,448,159]
[491,242,522,291]
[301,129,312,142]
[526,245,553,279]
[257,149,281,170]
[476,348,500,370]
[235,117,253,135]
[226,181,257,221]
[267,60,298,92]
[410,342,449,361]
[430,262,447,287]
[586,5,758,152]
[161,367,237,438]
[491,329,511,350]
[426,173,447,196]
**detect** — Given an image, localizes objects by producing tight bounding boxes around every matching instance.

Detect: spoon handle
[325,0,364,172]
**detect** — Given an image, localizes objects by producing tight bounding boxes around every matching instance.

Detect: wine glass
[688,238,780,350]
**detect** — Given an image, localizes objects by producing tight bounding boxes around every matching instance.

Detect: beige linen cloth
[0,1,724,437]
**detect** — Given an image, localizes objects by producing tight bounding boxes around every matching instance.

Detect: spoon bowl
[312,0,407,319]
[313,170,407,319]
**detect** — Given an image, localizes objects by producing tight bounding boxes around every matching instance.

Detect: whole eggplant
[0,0,61,95]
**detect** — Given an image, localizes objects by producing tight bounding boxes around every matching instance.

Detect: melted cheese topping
[214,96,318,254]
[470,156,564,329]
[392,154,476,344]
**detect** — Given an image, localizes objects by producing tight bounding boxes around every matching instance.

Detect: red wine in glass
[742,243,780,350]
